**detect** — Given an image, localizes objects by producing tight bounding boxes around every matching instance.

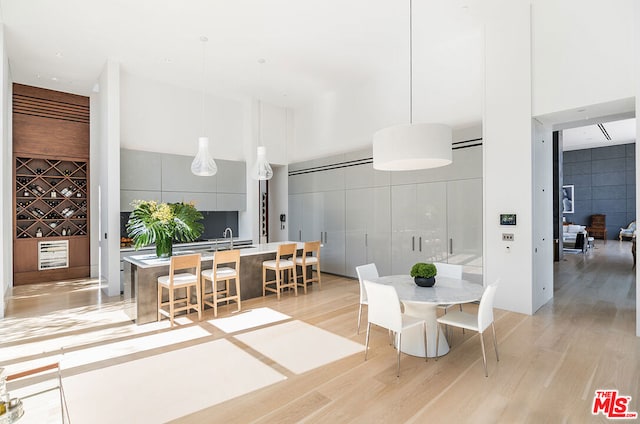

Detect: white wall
[0,26,11,318]
[120,72,245,160]
[89,94,99,277]
[635,0,639,337]
[483,0,534,315]
[532,119,554,312]
[292,73,406,163]
[97,60,121,297]
[531,0,635,116]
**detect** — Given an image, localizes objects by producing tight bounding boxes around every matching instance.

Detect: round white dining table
[370,274,484,357]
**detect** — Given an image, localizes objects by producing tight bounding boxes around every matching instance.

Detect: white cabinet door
[161,153,217,193]
[320,190,345,275]
[216,193,246,211]
[391,184,419,274]
[288,194,303,241]
[391,182,446,274]
[301,192,323,242]
[345,231,366,278]
[120,150,162,191]
[216,160,246,194]
[345,188,368,278]
[161,191,216,211]
[416,182,447,263]
[447,178,483,269]
[345,186,391,277]
[120,190,161,212]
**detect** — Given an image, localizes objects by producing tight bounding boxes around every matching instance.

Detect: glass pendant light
[372,0,452,171]
[191,36,217,176]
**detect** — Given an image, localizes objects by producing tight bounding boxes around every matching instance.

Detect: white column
[0,25,11,318]
[97,60,121,297]
[635,0,640,337]
[483,0,535,314]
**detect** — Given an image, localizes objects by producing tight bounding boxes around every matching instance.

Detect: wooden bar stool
[157,253,202,326]
[263,243,298,300]
[201,249,241,317]
[295,240,322,294]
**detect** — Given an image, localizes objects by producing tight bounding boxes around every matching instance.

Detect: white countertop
[123,241,305,269]
[120,237,252,253]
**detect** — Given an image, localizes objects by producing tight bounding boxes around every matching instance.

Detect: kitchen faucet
[223,227,233,249]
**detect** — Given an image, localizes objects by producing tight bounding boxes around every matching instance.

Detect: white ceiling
[0,0,484,126]
[562,118,636,152]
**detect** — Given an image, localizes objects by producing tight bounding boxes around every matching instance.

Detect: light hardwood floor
[2,241,639,423]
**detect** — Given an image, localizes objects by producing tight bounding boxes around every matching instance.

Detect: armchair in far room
[562,224,587,252]
[619,221,636,241]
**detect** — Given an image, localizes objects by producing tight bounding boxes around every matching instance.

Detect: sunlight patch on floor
[209,307,291,333]
[235,320,364,374]
[63,339,286,423]
[3,326,212,376]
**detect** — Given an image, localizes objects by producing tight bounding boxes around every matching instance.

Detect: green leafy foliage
[410,262,437,279]
[126,200,204,250]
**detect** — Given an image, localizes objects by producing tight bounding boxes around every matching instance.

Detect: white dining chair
[434,262,464,337]
[355,263,378,334]
[435,280,500,377]
[363,280,427,377]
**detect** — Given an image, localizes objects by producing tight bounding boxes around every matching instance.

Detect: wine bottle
[61,228,67,236]
[35,227,43,237]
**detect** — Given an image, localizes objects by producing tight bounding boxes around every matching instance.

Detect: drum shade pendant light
[191,36,217,176]
[372,0,452,171]
[252,59,273,180]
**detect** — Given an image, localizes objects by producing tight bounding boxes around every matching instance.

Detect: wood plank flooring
[2,241,638,423]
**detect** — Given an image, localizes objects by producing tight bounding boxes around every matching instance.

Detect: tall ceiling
[0,0,484,127]
[563,118,636,152]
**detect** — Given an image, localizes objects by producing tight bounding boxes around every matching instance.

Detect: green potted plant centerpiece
[410,262,437,287]
[126,200,204,258]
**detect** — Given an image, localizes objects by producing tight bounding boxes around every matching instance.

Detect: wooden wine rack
[15,157,88,239]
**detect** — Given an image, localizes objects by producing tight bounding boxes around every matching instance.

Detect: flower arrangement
[126,200,204,257]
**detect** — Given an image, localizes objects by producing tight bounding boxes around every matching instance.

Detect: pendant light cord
[201,37,207,135]
[258,58,265,147]
[409,0,413,125]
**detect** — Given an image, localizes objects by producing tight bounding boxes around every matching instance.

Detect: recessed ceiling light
[164,58,173,64]
[199,35,208,42]
[258,58,266,64]
[51,77,58,81]
[55,52,63,58]
[36,74,41,79]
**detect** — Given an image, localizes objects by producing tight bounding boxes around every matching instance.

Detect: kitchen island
[122,241,305,324]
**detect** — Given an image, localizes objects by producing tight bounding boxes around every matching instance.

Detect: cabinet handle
[412,236,415,251]
[449,238,453,255]
[321,232,323,243]
[299,230,301,241]
[365,233,368,247]
[324,232,328,244]
[419,237,422,252]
